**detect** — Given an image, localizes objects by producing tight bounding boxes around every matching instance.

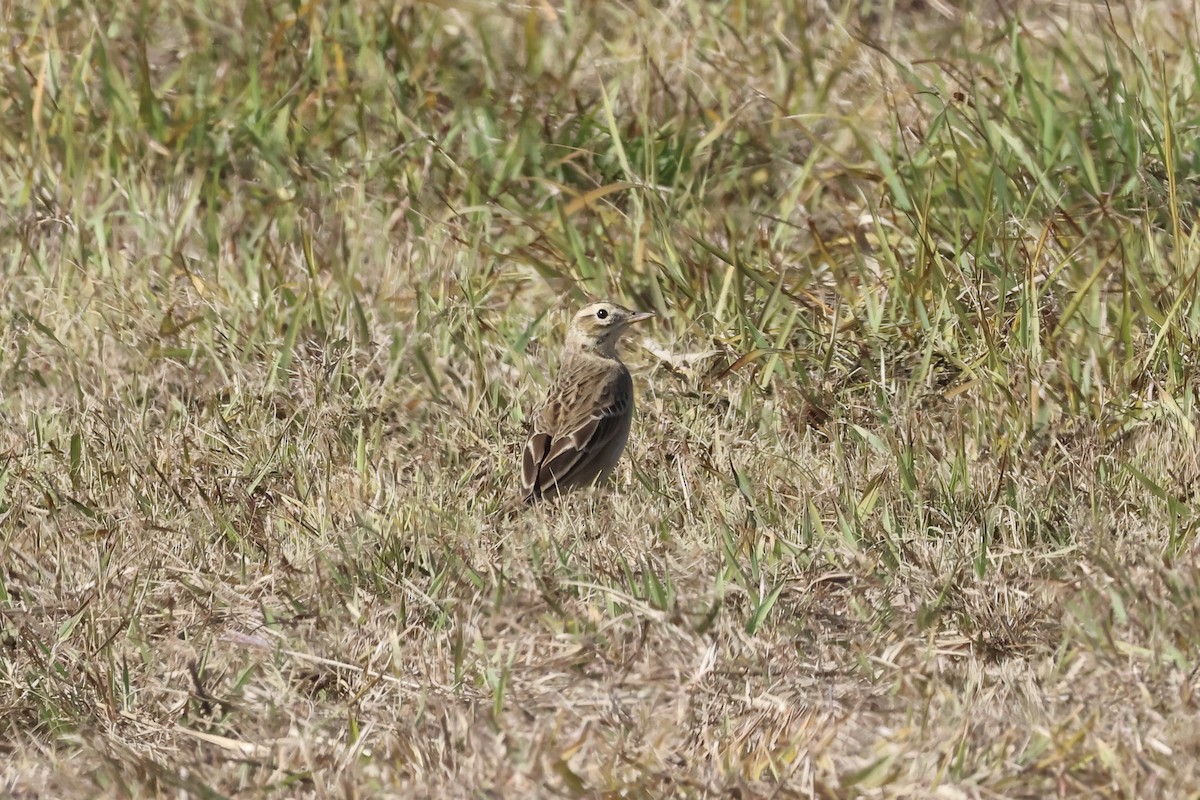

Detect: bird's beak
[626,310,655,325]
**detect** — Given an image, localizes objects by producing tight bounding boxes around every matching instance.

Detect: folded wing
[522,369,632,502]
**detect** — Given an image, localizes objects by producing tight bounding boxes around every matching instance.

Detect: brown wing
[521,367,632,502]
[522,432,551,500]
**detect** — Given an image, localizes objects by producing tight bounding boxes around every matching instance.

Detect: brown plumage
[521,301,654,502]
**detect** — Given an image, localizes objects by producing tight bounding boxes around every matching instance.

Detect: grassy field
[3,0,1200,797]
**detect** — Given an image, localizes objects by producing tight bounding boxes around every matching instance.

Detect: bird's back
[522,351,634,501]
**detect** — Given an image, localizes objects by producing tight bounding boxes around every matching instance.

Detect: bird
[521,301,655,503]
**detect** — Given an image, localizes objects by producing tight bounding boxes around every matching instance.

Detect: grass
[3,0,1200,796]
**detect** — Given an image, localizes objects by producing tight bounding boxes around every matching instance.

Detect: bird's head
[565,301,654,356]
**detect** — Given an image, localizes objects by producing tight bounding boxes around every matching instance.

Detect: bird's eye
[596,309,609,320]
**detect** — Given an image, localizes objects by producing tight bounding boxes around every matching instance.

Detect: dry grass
[3,0,1200,797]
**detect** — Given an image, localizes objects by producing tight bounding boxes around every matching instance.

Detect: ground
[3,0,1200,797]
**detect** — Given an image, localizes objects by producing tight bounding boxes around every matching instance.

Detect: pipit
[521,301,654,503]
